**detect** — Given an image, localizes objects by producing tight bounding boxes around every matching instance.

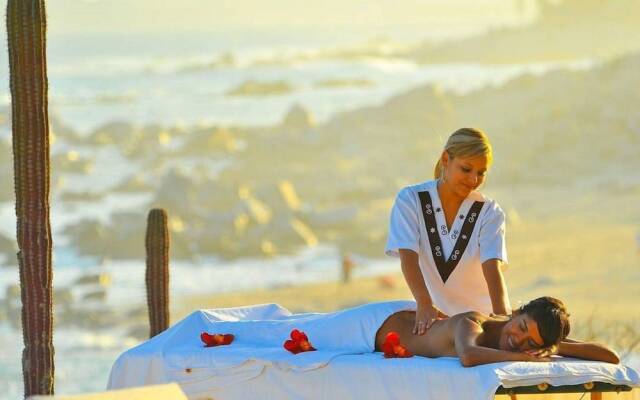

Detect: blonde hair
[434,128,493,179]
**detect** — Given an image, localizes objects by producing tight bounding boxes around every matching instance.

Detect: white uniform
[385,179,509,316]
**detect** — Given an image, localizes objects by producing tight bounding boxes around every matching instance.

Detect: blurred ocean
[0,30,593,134]
[0,29,614,398]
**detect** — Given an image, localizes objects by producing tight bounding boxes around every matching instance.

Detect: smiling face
[498,313,545,352]
[441,151,489,198]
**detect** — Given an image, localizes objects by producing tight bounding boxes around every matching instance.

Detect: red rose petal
[201,332,216,347]
[222,334,235,345]
[284,339,301,354]
[299,340,313,352]
[286,329,315,353]
[381,332,413,358]
[213,334,224,345]
[394,344,414,358]
[382,341,394,355]
[385,331,400,346]
[201,332,234,347]
[291,329,308,342]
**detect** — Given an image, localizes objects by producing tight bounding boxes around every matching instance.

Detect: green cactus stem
[146,208,170,338]
[7,0,55,397]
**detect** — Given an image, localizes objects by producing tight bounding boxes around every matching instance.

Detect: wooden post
[7,0,55,397]
[145,209,170,338]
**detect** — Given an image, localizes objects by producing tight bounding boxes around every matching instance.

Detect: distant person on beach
[375,296,619,366]
[341,252,355,284]
[386,128,511,335]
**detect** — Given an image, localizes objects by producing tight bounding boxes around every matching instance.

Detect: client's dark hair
[518,296,570,347]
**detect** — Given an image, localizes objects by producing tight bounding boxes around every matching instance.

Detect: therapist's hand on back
[414,304,449,335]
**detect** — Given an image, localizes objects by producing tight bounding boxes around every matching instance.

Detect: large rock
[281,103,315,133]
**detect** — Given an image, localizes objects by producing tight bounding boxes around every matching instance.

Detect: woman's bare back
[375,311,477,358]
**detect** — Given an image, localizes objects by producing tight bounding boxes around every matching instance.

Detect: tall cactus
[146,208,170,338]
[6,0,55,397]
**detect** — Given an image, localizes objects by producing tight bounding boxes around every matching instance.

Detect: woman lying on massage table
[375,296,620,366]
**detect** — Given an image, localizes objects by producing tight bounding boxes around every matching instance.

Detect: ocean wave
[46,37,420,79]
[52,91,139,106]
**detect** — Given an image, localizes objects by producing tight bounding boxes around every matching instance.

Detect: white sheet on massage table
[108,303,640,400]
[173,356,639,400]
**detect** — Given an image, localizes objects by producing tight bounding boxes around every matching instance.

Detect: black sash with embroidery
[418,191,484,283]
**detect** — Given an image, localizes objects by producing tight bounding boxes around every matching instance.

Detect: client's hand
[525,344,558,359]
[522,352,552,362]
[414,304,448,335]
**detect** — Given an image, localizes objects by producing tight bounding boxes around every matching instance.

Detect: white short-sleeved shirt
[385,179,509,316]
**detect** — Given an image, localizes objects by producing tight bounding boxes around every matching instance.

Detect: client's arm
[557,338,620,364]
[454,313,546,367]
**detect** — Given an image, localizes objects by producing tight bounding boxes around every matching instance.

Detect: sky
[45,0,534,36]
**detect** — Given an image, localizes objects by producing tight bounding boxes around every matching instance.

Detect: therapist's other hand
[414,304,448,335]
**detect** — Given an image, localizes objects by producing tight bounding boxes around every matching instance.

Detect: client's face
[498,314,545,352]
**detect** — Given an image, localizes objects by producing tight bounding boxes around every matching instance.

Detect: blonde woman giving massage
[386,128,510,336]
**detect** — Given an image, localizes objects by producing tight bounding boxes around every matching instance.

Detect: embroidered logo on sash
[418,191,484,284]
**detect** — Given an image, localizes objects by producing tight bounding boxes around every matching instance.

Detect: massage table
[108,302,639,399]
